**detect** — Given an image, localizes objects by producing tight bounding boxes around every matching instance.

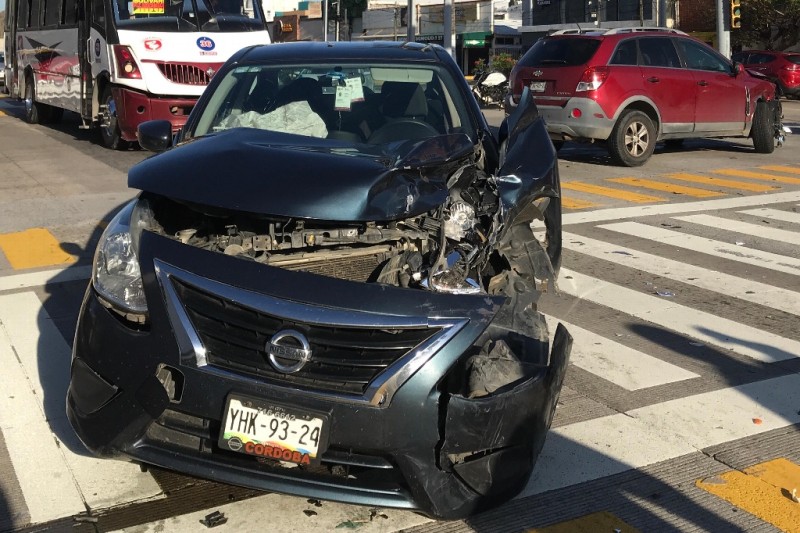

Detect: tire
[99,85,129,150]
[24,75,49,124]
[751,100,775,154]
[608,110,656,167]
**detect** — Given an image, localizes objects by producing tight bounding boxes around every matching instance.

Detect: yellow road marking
[713,168,800,185]
[759,165,800,175]
[0,110,7,117]
[665,173,778,192]
[697,458,800,533]
[0,228,76,270]
[607,177,724,198]
[561,197,601,210]
[562,181,664,203]
[528,511,641,533]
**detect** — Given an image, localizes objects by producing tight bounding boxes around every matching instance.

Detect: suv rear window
[518,37,602,67]
[787,55,800,65]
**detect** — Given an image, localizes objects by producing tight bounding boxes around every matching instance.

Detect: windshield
[114,0,265,32]
[186,62,476,152]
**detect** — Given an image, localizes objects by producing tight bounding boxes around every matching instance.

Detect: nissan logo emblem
[533,70,543,77]
[267,329,312,374]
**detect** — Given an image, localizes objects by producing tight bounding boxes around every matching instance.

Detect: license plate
[529,81,546,92]
[219,396,327,465]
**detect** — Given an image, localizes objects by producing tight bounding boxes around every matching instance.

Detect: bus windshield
[114,0,265,32]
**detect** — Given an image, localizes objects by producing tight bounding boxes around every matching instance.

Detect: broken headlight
[92,198,150,322]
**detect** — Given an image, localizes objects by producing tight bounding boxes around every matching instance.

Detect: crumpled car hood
[129,129,467,222]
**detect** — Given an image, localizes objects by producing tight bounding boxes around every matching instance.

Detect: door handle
[647,76,660,83]
[697,80,709,86]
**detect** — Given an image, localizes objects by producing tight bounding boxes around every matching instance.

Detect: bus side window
[93,0,106,26]
[30,0,42,28]
[18,0,30,29]
[44,0,61,27]
[62,0,79,24]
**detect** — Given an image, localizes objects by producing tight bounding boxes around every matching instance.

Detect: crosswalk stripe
[758,165,800,175]
[562,190,800,225]
[607,177,724,198]
[559,268,800,363]
[673,214,800,246]
[0,292,163,522]
[561,197,602,210]
[665,172,778,192]
[713,168,800,185]
[561,182,664,203]
[563,232,800,317]
[0,265,92,292]
[738,207,800,225]
[525,374,800,496]
[599,221,800,276]
[544,315,699,390]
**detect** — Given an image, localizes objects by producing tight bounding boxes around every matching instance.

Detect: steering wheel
[368,118,440,144]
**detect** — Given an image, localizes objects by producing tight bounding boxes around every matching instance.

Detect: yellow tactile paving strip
[562,181,664,203]
[665,173,778,192]
[713,169,800,185]
[560,165,800,210]
[527,511,641,532]
[0,228,76,269]
[696,458,800,533]
[608,177,725,197]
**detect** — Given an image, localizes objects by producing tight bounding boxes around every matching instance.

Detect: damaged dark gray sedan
[67,41,572,519]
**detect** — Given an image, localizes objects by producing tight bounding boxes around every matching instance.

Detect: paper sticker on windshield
[133,0,165,14]
[345,78,364,102]
[334,85,353,111]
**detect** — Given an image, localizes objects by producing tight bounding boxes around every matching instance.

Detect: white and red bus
[3,0,270,148]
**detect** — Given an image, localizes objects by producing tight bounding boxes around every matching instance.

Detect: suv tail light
[779,65,800,87]
[576,66,609,92]
[113,45,142,79]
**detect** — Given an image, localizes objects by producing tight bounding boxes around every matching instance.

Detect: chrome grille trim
[155,260,467,407]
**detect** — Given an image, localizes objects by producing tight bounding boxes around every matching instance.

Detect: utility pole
[443,0,454,57]
[407,0,416,42]
[323,0,329,41]
[716,0,730,58]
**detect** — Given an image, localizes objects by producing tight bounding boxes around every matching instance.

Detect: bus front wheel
[99,86,129,150]
[24,75,53,124]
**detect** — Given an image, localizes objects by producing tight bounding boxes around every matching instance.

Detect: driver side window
[677,39,730,73]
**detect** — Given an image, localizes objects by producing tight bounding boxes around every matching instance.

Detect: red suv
[731,50,800,99]
[508,28,783,166]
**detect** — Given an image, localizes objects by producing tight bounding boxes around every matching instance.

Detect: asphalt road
[1,94,799,532]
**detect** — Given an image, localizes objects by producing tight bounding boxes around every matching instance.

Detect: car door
[636,37,695,133]
[675,38,746,133]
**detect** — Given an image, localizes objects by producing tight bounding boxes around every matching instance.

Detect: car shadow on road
[557,138,765,167]
[35,203,129,457]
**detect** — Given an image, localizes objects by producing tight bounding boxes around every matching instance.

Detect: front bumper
[67,232,571,519]
[112,87,196,142]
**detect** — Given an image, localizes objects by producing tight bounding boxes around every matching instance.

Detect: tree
[733,0,800,50]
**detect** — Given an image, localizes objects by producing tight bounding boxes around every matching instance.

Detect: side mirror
[137,120,173,152]
[733,62,745,76]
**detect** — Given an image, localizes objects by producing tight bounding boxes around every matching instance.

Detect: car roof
[235,41,450,65]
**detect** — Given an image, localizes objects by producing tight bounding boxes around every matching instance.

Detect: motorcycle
[471,69,508,109]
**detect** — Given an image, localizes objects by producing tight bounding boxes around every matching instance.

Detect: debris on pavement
[199,511,228,528]
[752,418,763,425]
[304,510,318,517]
[656,290,675,297]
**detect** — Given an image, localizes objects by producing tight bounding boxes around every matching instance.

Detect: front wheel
[751,100,776,154]
[99,85,129,150]
[608,110,656,167]
[24,76,51,124]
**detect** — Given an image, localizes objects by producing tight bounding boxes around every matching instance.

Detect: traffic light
[730,0,742,29]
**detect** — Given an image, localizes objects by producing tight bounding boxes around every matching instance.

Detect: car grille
[172,279,440,394]
[156,62,214,85]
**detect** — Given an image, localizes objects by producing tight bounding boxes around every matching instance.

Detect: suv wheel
[751,100,776,154]
[609,110,656,167]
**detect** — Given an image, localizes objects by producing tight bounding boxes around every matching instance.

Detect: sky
[0,0,5,13]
